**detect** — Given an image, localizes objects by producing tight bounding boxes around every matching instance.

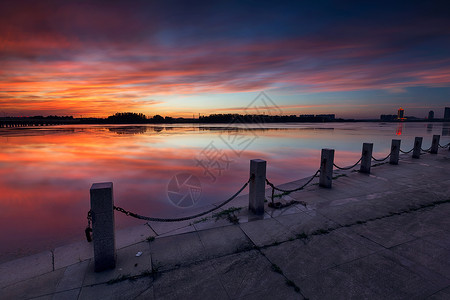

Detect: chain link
[333,157,362,170]
[85,211,93,242]
[421,146,432,152]
[113,176,252,222]
[399,148,413,154]
[371,153,391,162]
[266,170,320,207]
[266,169,320,194]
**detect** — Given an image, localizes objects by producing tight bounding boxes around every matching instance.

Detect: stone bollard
[412,137,423,159]
[360,143,373,174]
[389,139,401,165]
[430,135,440,154]
[249,159,266,215]
[319,149,334,188]
[90,182,116,272]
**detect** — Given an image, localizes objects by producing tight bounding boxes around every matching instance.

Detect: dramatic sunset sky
[1,0,449,119]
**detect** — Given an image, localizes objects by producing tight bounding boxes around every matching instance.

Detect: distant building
[445,107,450,120]
[316,114,335,120]
[397,108,404,120]
[380,114,397,121]
[428,110,434,120]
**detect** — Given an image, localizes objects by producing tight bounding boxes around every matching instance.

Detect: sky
[0,0,449,119]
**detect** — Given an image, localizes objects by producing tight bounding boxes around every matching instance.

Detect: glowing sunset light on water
[1,1,450,119]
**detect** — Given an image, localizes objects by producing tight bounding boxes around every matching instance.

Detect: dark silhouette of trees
[197,114,335,123]
[107,112,147,123]
[29,115,73,120]
[151,115,165,123]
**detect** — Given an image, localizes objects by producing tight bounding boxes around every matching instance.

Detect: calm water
[1,122,449,262]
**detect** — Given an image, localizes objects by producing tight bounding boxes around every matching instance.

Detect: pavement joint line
[144,222,158,237]
[207,256,232,300]
[236,221,306,297]
[28,286,81,300]
[51,250,55,271]
[257,247,305,297]
[428,284,450,298]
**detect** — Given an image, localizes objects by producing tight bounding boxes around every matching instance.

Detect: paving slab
[133,286,155,300]
[52,288,81,300]
[336,251,445,299]
[192,215,233,231]
[331,226,384,252]
[0,250,53,289]
[79,277,152,300]
[55,260,89,292]
[344,217,417,248]
[265,201,304,218]
[298,266,384,300]
[314,200,393,226]
[379,249,450,290]
[197,225,253,259]
[275,210,338,236]
[239,218,294,247]
[210,250,300,299]
[0,267,65,299]
[427,286,450,300]
[54,241,93,270]
[83,241,151,286]
[149,231,205,271]
[152,260,228,300]
[155,224,196,238]
[262,229,377,280]
[147,219,194,236]
[423,231,450,250]
[390,239,450,280]
[115,224,156,249]
[380,209,448,238]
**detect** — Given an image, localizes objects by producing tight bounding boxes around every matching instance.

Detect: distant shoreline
[1,117,449,126]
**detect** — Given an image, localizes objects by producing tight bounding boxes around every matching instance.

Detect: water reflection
[108,126,149,135]
[443,123,450,136]
[0,122,448,262]
[396,122,404,135]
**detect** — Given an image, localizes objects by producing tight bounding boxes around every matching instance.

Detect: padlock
[85,227,93,242]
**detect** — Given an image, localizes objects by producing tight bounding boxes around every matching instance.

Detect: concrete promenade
[1,151,450,299]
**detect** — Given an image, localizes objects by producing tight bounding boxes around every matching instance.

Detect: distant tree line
[6,112,342,124]
[29,115,73,120]
[106,112,175,123]
[107,112,147,123]
[104,112,338,124]
[198,114,336,123]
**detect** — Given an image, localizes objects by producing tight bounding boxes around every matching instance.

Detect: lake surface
[1,122,449,262]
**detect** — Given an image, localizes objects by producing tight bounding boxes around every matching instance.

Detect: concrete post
[360,143,373,174]
[319,149,334,188]
[249,159,266,215]
[90,182,116,272]
[412,137,423,159]
[430,135,440,154]
[389,139,401,165]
